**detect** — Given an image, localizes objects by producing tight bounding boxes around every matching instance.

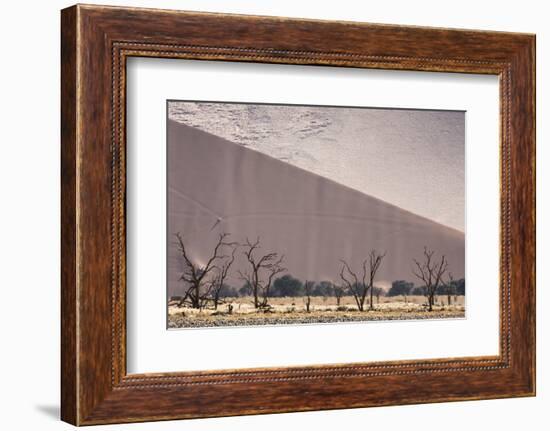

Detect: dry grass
[168,295,465,328]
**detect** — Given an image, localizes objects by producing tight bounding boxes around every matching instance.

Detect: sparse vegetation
[169,233,465,327]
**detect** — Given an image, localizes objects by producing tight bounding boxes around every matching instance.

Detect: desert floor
[168,295,465,328]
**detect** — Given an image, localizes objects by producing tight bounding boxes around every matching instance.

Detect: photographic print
[167,101,465,329]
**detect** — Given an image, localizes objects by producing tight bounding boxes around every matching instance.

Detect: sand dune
[167,120,465,297]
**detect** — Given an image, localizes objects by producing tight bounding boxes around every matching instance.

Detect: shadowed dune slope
[167,119,465,297]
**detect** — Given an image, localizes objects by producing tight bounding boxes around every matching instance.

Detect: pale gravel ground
[168,309,465,329]
[167,296,465,328]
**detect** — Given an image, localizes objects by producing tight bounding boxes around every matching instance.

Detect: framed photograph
[165,100,466,329]
[61,4,535,425]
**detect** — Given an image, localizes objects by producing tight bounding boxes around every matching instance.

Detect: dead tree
[367,250,386,310]
[412,246,448,312]
[238,237,286,310]
[339,250,385,311]
[304,280,313,313]
[334,285,344,307]
[442,273,456,306]
[339,259,369,311]
[210,245,238,310]
[174,232,234,310]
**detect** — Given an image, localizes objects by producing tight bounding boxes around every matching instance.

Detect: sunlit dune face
[169,102,465,232]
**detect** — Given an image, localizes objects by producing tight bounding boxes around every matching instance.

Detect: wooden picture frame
[61,4,535,425]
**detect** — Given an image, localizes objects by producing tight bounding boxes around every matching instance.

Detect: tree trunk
[253,288,259,309]
[191,285,200,309]
[369,287,374,310]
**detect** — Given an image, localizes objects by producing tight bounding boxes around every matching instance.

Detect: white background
[127,59,499,373]
[0,0,547,430]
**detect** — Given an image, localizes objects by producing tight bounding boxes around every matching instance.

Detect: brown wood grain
[61,4,535,425]
[60,5,78,425]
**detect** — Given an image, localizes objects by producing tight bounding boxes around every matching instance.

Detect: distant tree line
[173,232,464,312]
[388,279,465,297]
[210,277,370,300]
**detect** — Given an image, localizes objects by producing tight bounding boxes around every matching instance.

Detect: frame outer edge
[520,34,536,395]
[501,35,536,396]
[61,5,79,426]
[531,34,536,396]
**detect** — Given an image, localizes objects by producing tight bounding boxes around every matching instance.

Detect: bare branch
[411,246,448,311]
[241,237,286,309]
[174,232,236,309]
